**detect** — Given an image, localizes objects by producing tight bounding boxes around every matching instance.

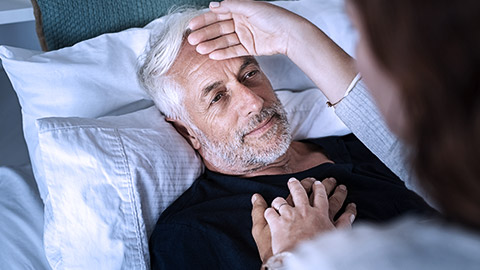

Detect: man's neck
[205,141,333,178]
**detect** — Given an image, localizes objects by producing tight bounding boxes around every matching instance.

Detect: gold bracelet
[326,97,345,107]
[326,73,362,107]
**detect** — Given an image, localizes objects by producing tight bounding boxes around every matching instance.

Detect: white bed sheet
[0,164,51,270]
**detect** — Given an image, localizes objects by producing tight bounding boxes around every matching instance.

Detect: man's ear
[165,117,201,150]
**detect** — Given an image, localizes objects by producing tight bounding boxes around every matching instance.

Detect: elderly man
[138,10,433,270]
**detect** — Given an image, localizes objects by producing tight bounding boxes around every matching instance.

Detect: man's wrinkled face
[167,42,291,174]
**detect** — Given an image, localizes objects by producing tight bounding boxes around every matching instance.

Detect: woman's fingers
[188,19,235,45]
[286,177,316,206]
[328,185,348,221]
[334,203,357,229]
[195,33,240,54]
[209,44,249,60]
[264,207,280,224]
[188,11,232,32]
[271,197,292,217]
[188,0,259,33]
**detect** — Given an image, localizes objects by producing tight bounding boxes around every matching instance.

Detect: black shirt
[150,134,434,269]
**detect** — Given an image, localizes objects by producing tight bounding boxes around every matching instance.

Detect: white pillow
[37,107,202,269]
[0,0,354,269]
[0,26,154,201]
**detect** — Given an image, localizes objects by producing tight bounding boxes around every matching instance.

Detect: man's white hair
[137,8,205,121]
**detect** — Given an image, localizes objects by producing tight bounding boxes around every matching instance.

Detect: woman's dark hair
[350,0,480,229]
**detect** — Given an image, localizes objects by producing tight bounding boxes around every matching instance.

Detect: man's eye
[245,70,259,80]
[211,93,224,104]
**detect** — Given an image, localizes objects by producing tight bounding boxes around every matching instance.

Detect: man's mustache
[240,103,282,140]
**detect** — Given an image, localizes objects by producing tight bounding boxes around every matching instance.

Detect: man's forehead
[171,42,256,73]
[168,42,259,89]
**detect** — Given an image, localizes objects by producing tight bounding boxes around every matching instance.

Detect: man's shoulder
[149,218,226,269]
[156,171,253,223]
[301,133,357,145]
[149,172,262,269]
[155,175,206,223]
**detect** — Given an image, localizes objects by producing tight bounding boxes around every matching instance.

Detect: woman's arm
[336,80,436,207]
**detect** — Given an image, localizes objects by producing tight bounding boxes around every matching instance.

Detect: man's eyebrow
[202,81,223,98]
[239,57,259,74]
[202,57,259,98]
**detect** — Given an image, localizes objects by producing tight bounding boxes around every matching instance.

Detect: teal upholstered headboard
[31,0,213,51]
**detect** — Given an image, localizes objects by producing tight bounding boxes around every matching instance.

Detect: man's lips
[245,115,275,137]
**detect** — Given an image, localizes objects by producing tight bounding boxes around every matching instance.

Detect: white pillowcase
[0,0,354,269]
[0,26,154,201]
[37,107,202,269]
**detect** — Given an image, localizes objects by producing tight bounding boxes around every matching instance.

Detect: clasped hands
[251,177,357,263]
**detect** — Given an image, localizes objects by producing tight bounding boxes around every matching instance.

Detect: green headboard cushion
[31,0,214,51]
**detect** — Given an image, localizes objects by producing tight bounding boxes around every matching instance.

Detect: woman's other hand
[251,177,324,262]
[251,177,357,261]
[267,178,356,254]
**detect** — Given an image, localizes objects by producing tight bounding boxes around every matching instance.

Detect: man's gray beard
[195,100,292,173]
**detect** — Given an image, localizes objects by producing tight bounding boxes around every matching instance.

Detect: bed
[0,0,357,269]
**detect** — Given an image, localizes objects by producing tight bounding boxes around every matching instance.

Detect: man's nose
[234,84,264,117]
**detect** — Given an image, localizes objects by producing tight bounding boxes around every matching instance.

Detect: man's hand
[251,194,272,263]
[251,177,356,262]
